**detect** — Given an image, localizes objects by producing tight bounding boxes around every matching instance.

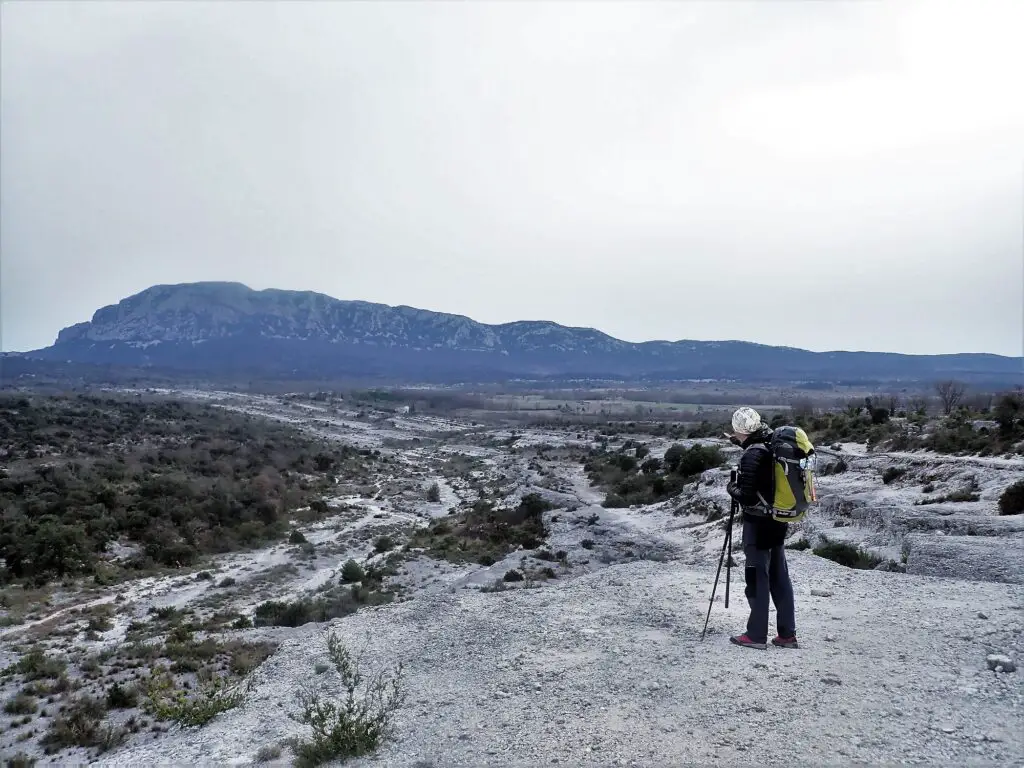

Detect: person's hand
[726,480,739,499]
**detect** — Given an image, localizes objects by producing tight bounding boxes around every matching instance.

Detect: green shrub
[425,483,441,502]
[374,536,394,553]
[106,683,138,709]
[290,631,406,767]
[143,667,243,727]
[13,649,66,681]
[42,694,124,753]
[0,394,374,585]
[341,559,365,583]
[4,692,38,715]
[812,540,883,569]
[999,480,1024,515]
[253,585,393,628]
[881,467,908,485]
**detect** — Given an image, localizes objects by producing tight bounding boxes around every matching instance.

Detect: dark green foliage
[407,493,553,565]
[812,541,883,570]
[502,570,524,582]
[340,559,365,583]
[881,467,908,484]
[585,443,724,507]
[11,649,66,681]
[785,539,811,551]
[105,683,138,709]
[999,480,1024,515]
[0,393,371,585]
[253,584,393,628]
[289,530,309,545]
[425,483,441,502]
[640,457,662,474]
[373,536,394,553]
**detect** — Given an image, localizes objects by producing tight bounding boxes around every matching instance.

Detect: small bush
[256,745,283,763]
[834,459,848,474]
[143,667,243,727]
[425,483,441,502]
[812,540,883,570]
[580,539,595,550]
[502,570,524,582]
[106,683,138,709]
[13,649,66,681]
[881,467,908,485]
[42,694,124,753]
[289,530,309,545]
[341,560,365,583]
[290,631,406,767]
[785,539,811,551]
[374,536,394,553]
[218,577,237,588]
[4,692,38,715]
[999,480,1024,515]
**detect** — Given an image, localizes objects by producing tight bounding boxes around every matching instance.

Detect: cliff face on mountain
[27,282,1023,384]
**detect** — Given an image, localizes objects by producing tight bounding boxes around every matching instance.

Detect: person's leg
[742,542,772,644]
[768,544,797,640]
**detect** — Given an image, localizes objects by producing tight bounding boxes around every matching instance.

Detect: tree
[883,393,901,417]
[995,391,1023,436]
[935,380,967,416]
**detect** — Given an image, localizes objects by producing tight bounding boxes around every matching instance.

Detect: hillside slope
[96,556,1023,767]
[27,282,1024,383]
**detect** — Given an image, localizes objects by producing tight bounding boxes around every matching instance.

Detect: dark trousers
[741,519,796,643]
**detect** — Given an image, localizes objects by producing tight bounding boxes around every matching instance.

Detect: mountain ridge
[25,282,1024,384]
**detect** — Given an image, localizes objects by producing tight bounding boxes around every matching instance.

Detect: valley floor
[1,389,1021,767]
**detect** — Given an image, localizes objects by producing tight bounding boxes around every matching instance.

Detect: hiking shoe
[772,635,799,649]
[729,634,767,649]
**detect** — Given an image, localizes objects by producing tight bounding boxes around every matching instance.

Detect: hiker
[725,406,798,650]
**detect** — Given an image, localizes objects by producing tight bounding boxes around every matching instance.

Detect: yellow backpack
[759,426,817,523]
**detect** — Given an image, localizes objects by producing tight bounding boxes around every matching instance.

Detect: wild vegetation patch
[0,393,379,586]
[408,493,554,565]
[583,441,725,507]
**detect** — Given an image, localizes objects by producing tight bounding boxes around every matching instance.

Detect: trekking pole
[724,483,737,609]
[701,469,738,640]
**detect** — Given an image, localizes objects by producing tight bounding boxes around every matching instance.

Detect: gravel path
[96,554,1024,767]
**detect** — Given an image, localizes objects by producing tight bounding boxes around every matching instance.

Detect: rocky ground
[2,390,1021,766]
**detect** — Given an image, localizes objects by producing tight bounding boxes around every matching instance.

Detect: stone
[986,654,1016,673]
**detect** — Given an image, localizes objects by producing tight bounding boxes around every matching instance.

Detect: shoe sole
[771,640,799,649]
[730,638,767,649]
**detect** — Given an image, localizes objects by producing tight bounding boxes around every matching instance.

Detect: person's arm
[727,445,769,506]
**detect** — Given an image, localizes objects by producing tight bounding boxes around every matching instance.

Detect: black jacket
[727,430,788,549]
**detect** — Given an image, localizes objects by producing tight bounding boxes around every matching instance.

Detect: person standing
[725,407,798,650]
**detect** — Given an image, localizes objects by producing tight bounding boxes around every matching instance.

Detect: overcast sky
[2,0,1022,356]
